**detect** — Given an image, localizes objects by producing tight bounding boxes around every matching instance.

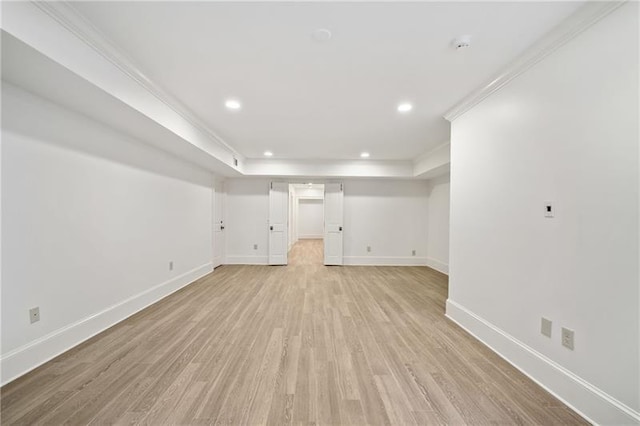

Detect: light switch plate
[562,327,575,350]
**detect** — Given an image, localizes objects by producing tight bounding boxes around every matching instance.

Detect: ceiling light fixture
[225,99,241,110]
[264,151,273,157]
[360,152,370,158]
[397,103,413,113]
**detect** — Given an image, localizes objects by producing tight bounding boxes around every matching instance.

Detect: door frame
[268,182,289,265]
[323,182,344,266]
[212,179,225,269]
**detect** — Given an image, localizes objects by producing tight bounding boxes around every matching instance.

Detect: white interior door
[324,183,344,265]
[212,180,225,268]
[269,182,288,265]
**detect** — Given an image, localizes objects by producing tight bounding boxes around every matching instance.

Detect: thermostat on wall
[544,201,554,218]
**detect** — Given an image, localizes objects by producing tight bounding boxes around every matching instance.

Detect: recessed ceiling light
[225,99,241,110]
[397,103,413,113]
[360,152,370,158]
[312,28,332,42]
[263,151,273,157]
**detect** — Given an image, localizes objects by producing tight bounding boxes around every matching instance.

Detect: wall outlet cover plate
[541,317,552,337]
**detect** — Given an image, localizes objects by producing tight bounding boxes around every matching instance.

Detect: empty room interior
[1,1,639,425]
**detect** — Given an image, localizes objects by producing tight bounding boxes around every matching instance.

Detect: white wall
[224,179,270,264]
[447,4,639,424]
[343,180,428,265]
[225,179,428,266]
[1,83,214,384]
[294,187,324,198]
[293,186,324,241]
[298,199,324,239]
[426,174,450,274]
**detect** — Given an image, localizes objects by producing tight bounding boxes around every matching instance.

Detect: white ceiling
[56,2,583,161]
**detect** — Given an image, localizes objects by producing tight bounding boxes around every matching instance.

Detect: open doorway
[288,183,324,265]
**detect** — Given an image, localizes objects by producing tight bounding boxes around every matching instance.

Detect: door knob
[339,226,343,231]
[270,226,274,231]
[221,226,225,230]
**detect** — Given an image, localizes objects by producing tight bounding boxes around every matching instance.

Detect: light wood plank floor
[1,262,586,425]
[289,239,323,265]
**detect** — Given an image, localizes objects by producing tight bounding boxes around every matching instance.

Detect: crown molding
[443,1,627,122]
[32,1,244,162]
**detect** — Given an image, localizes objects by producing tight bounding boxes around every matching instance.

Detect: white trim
[425,257,449,275]
[0,263,213,386]
[343,256,427,266]
[30,1,243,162]
[443,1,626,122]
[298,235,323,240]
[243,158,414,179]
[413,141,451,165]
[224,255,269,265]
[445,299,640,426]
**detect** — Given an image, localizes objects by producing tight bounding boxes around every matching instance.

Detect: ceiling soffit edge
[443,1,626,122]
[32,0,244,162]
[414,141,450,164]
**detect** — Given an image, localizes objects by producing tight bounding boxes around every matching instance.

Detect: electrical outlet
[254,244,258,250]
[412,250,416,256]
[541,317,552,337]
[366,246,371,253]
[29,307,40,324]
[561,327,574,350]
[169,261,174,271]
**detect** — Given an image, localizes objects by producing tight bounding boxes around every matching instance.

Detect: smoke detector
[452,35,472,50]
[312,29,332,42]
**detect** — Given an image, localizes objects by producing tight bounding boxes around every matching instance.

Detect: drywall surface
[448,3,639,423]
[1,84,214,384]
[294,187,324,198]
[426,174,450,274]
[298,199,324,239]
[343,179,428,265]
[224,179,270,264]
[225,179,428,265]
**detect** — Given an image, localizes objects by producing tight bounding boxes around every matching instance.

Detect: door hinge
[270,182,273,189]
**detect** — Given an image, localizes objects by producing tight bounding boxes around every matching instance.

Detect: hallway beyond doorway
[289,239,323,265]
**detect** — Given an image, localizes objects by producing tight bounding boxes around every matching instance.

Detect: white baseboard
[298,235,323,239]
[343,256,427,266]
[426,257,449,274]
[446,299,640,426]
[0,263,213,386]
[225,255,268,265]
